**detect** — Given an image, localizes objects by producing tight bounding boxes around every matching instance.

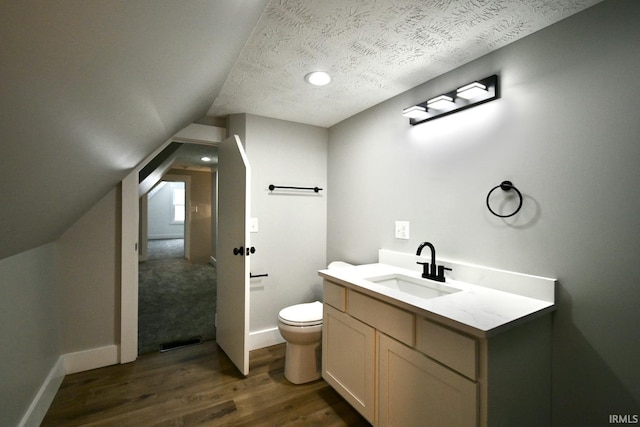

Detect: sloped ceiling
[0,0,604,260]
[0,0,268,260]
[208,0,604,127]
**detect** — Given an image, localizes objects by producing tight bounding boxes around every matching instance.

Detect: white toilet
[277,262,353,384]
[278,301,323,384]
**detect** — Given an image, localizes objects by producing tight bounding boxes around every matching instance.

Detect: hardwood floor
[42,341,370,426]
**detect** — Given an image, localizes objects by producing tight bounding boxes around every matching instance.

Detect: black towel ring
[486,181,523,218]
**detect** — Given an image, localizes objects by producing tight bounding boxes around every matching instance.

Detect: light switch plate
[250,217,259,233]
[395,221,410,239]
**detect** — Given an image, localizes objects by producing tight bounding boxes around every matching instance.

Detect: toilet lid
[278,301,323,326]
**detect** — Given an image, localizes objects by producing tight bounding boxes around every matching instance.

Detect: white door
[217,134,251,375]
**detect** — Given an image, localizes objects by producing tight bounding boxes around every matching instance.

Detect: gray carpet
[138,239,216,354]
[146,238,185,260]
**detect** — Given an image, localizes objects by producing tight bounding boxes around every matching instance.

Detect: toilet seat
[278,301,323,327]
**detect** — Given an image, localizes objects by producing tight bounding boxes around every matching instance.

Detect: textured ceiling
[208,0,603,127]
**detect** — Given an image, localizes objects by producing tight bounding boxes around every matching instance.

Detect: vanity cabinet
[323,304,376,423]
[378,333,477,427]
[322,279,552,427]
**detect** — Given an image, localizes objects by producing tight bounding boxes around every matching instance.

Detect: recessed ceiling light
[304,71,331,86]
[201,156,212,162]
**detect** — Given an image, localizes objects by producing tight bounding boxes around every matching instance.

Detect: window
[172,187,185,223]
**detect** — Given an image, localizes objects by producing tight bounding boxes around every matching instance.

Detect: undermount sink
[365,273,460,299]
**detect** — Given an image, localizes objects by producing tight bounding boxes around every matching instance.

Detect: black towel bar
[268,184,322,193]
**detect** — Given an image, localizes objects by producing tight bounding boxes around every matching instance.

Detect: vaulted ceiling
[0,0,603,260]
[0,0,269,259]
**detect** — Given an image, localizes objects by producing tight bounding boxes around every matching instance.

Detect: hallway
[138,239,217,354]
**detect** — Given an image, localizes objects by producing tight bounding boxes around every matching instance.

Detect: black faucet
[416,241,451,282]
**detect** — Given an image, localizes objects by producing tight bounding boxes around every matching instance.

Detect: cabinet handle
[233,246,244,256]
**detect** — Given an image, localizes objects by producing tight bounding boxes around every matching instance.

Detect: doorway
[137,145,219,354]
[120,124,227,364]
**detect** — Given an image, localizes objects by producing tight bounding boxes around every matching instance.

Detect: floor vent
[159,336,202,352]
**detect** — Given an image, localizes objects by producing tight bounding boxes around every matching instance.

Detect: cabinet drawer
[416,317,477,380]
[323,280,346,311]
[348,290,414,346]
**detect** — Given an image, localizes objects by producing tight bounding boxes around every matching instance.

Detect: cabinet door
[378,333,478,427]
[323,304,376,424]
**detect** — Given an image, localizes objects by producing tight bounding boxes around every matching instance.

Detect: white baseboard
[148,234,184,240]
[18,357,65,427]
[19,345,120,426]
[63,345,120,375]
[249,327,285,351]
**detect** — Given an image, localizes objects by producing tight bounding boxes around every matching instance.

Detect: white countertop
[319,262,556,338]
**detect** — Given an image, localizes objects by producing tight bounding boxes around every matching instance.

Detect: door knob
[233,246,244,256]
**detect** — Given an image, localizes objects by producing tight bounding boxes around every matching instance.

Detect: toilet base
[284,340,322,384]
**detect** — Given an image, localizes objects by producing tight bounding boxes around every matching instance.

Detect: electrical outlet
[395,221,410,239]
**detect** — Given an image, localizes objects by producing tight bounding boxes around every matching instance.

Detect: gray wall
[0,244,60,427]
[229,114,328,333]
[56,187,120,354]
[0,187,119,426]
[327,1,640,424]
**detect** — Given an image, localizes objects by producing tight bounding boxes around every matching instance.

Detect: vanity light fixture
[426,95,454,110]
[403,74,499,125]
[402,105,429,120]
[304,71,331,86]
[456,82,488,100]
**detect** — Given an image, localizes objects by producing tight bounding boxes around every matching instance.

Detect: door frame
[120,124,223,363]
